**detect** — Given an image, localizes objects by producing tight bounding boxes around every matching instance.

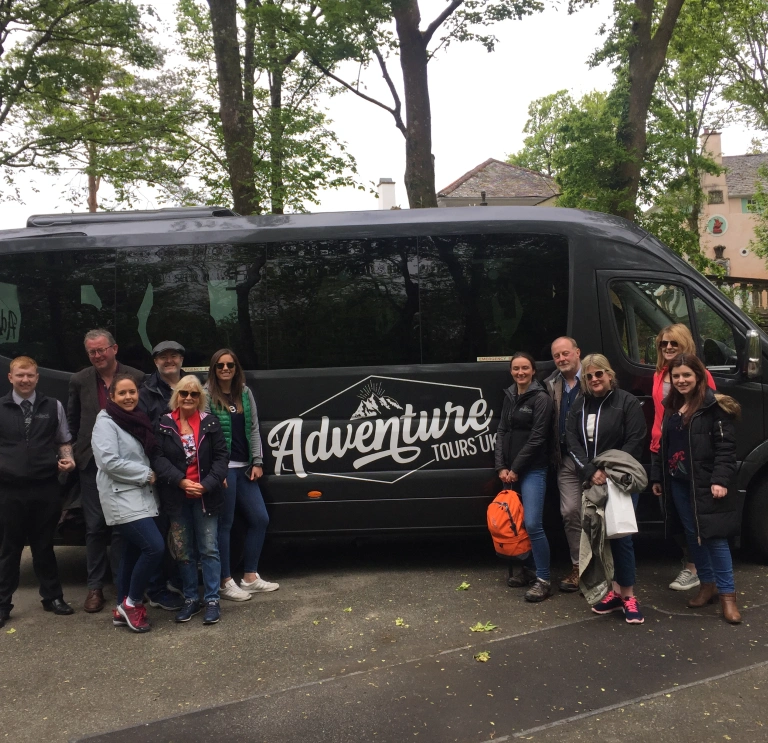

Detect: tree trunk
[269,69,285,215]
[207,0,261,215]
[393,1,437,209]
[615,0,686,222]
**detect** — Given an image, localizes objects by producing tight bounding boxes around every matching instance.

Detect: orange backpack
[487,489,532,559]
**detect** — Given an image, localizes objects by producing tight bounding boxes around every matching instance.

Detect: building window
[742,198,763,213]
[708,190,724,204]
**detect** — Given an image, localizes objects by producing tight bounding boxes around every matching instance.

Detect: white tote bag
[604,480,638,539]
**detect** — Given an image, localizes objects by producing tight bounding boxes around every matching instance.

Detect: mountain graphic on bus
[350,382,403,420]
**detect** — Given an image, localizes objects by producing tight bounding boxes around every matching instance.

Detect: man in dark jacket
[139,341,185,425]
[67,329,144,613]
[544,336,583,592]
[137,340,186,611]
[0,356,76,627]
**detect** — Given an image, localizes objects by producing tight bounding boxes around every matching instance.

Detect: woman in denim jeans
[154,376,228,625]
[206,348,278,602]
[494,352,554,602]
[566,354,647,624]
[651,354,742,624]
[92,374,162,633]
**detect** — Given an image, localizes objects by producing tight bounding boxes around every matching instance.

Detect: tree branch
[371,45,406,136]
[310,54,405,136]
[423,0,463,46]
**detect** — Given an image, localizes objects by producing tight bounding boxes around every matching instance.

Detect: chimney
[700,129,722,165]
[377,178,396,210]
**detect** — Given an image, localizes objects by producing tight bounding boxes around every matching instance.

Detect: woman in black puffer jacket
[566,354,647,625]
[153,375,229,625]
[651,354,742,624]
[494,352,554,602]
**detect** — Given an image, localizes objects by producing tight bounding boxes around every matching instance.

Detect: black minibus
[1,206,766,554]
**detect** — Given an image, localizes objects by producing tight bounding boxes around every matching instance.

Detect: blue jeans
[518,468,550,582]
[218,466,270,578]
[669,478,735,593]
[115,518,165,605]
[145,513,181,598]
[170,499,220,603]
[610,493,639,588]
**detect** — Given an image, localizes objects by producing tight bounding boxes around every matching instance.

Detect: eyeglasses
[585,370,606,381]
[659,340,679,349]
[178,390,200,399]
[215,362,236,370]
[87,345,115,357]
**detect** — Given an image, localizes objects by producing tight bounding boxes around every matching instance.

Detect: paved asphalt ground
[1,534,767,743]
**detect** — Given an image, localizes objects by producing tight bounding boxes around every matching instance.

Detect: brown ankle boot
[719,593,742,624]
[687,582,718,608]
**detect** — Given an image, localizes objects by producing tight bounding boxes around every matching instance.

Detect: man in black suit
[0,356,76,628]
[67,329,144,613]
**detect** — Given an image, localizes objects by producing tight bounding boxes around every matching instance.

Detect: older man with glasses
[67,329,145,613]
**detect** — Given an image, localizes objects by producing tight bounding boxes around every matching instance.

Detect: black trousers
[0,476,63,612]
[80,459,121,590]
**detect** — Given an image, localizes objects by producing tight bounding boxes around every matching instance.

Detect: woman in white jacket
[92,373,162,633]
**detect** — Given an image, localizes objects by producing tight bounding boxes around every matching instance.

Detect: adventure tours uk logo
[267,376,496,483]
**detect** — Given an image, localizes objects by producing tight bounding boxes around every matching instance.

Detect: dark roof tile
[438,158,559,199]
[723,153,768,196]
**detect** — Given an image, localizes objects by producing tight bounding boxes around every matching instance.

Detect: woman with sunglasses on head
[92,373,163,633]
[651,324,715,592]
[494,352,554,602]
[154,375,229,625]
[206,349,278,602]
[566,354,647,624]
[651,354,742,623]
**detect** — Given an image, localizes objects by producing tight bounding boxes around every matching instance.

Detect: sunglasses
[585,370,606,381]
[216,362,236,370]
[659,340,679,349]
[178,390,200,399]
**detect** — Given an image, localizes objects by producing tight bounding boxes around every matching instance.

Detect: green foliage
[749,164,768,263]
[176,0,361,214]
[722,0,768,130]
[1,1,194,209]
[506,90,573,176]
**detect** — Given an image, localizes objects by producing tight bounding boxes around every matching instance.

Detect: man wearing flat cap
[139,341,186,426]
[138,340,187,612]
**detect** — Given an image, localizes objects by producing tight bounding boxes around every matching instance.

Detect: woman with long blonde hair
[650,324,715,592]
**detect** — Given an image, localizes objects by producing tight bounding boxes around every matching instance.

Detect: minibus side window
[692,294,742,374]
[609,281,690,365]
[0,250,115,372]
[115,244,268,371]
[419,233,568,363]
[266,237,419,369]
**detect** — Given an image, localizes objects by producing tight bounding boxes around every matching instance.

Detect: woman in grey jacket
[206,349,278,602]
[92,373,163,633]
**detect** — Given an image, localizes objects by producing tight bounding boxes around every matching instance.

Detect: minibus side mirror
[743,329,762,380]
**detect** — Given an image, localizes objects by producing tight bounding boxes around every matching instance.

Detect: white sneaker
[240,574,280,593]
[669,568,700,591]
[220,578,252,602]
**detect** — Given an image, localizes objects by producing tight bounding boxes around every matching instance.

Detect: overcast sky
[0,0,759,225]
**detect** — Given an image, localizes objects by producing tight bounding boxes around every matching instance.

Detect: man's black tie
[21,399,32,436]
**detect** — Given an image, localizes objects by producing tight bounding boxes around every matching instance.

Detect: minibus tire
[743,473,768,563]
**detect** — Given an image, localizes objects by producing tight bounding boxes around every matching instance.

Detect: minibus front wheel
[743,473,768,563]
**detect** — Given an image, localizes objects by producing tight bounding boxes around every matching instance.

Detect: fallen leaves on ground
[474,651,491,662]
[470,621,498,632]
[456,582,471,591]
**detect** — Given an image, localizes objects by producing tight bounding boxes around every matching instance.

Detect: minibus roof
[0,205,648,244]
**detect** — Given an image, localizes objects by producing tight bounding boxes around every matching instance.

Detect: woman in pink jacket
[651,323,715,592]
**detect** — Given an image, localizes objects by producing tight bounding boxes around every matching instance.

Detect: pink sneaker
[591,590,625,615]
[117,600,151,633]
